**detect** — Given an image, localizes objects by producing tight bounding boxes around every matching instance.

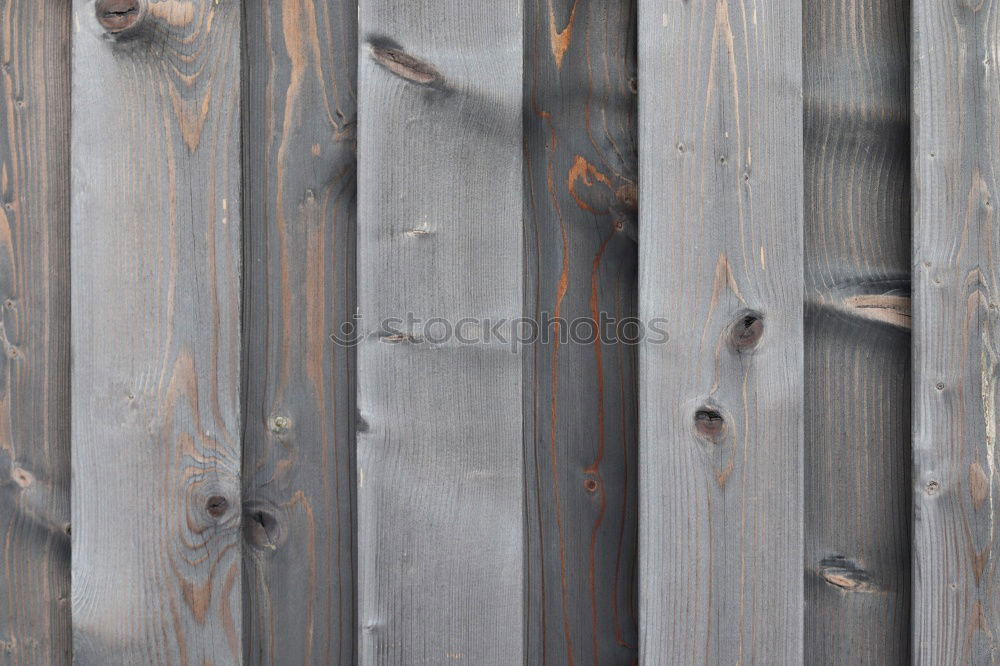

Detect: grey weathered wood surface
[0,2,71,664]
[242,1,356,663]
[912,0,1000,661]
[803,0,912,661]
[638,0,804,662]
[71,1,242,663]
[523,0,639,662]
[355,0,525,662]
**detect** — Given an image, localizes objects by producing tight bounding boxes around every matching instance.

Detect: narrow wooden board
[523,0,639,662]
[355,1,525,662]
[912,0,1000,660]
[637,0,804,661]
[802,0,912,661]
[71,1,242,662]
[242,1,357,663]
[0,2,72,663]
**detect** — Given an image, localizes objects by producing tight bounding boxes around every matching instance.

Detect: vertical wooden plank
[0,2,71,664]
[637,0,804,662]
[71,1,242,662]
[355,2,524,663]
[912,0,1000,661]
[803,0,912,661]
[241,1,356,663]
[523,0,639,663]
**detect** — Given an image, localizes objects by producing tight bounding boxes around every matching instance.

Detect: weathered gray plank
[637,0,804,661]
[71,1,242,662]
[803,0,911,661]
[241,1,356,663]
[912,0,1000,661]
[0,2,71,663]
[523,0,639,662]
[355,2,524,662]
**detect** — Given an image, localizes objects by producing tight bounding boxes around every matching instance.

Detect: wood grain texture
[803,0,912,661]
[912,0,1000,661]
[242,1,356,663]
[71,1,242,662]
[523,0,639,663]
[355,1,524,663]
[0,2,71,664]
[637,0,804,662]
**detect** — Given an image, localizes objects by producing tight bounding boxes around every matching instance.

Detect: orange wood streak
[567,155,613,215]
[584,228,614,663]
[545,112,575,665]
[547,0,579,69]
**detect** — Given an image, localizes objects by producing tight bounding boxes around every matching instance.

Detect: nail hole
[925,480,940,495]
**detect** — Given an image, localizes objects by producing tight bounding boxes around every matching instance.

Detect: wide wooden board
[71,1,243,662]
[912,0,1000,661]
[803,0,912,661]
[638,0,805,661]
[355,1,525,663]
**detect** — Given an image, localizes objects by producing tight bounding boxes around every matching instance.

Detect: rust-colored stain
[568,155,613,214]
[547,0,579,69]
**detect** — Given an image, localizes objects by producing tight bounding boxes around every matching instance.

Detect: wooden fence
[0,0,995,663]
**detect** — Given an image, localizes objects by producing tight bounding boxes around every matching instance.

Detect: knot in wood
[95,0,145,33]
[205,495,229,518]
[370,46,439,85]
[694,408,726,442]
[729,311,764,352]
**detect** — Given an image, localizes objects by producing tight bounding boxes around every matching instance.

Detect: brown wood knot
[694,407,727,443]
[818,556,873,592]
[11,466,33,488]
[205,496,229,518]
[615,183,638,211]
[728,311,764,352]
[243,506,280,550]
[925,480,941,495]
[583,478,599,492]
[370,45,439,85]
[95,0,146,33]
